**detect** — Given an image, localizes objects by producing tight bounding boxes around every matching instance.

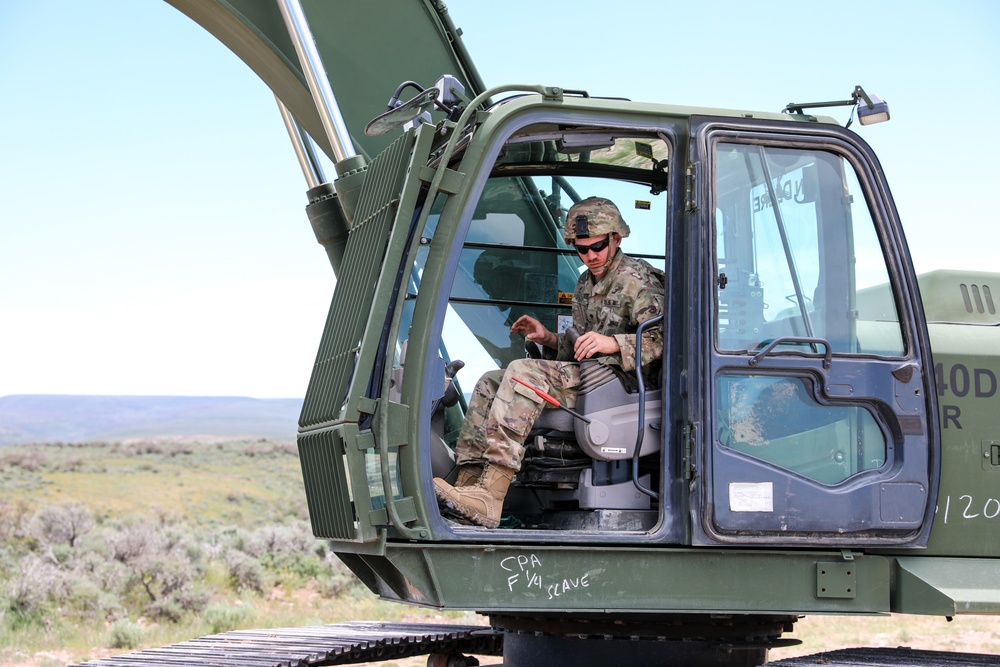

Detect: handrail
[631,315,663,500]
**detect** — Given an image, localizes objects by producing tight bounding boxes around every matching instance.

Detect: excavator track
[69,622,503,667]
[66,620,1000,667]
[766,647,1000,666]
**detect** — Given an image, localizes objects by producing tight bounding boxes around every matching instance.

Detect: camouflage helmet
[564,197,630,244]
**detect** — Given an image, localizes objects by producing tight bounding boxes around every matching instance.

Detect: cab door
[691,118,939,546]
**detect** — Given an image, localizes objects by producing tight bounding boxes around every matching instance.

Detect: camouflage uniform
[560,250,665,373]
[455,248,664,471]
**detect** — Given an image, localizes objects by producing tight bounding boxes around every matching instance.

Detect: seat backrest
[530,359,661,462]
[573,361,661,461]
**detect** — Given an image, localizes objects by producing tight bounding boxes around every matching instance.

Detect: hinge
[375,399,410,447]
[369,496,418,527]
[355,429,375,451]
[982,441,1000,470]
[418,165,465,194]
[683,421,697,480]
[357,396,378,417]
[685,162,698,211]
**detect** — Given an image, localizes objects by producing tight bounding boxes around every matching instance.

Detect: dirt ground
[3,612,997,667]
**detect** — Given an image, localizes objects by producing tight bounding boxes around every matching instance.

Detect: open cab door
[691,116,940,546]
[407,99,681,542]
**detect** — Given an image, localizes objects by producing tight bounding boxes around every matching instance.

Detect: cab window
[715,143,905,357]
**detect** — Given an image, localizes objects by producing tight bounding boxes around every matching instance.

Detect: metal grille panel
[297,429,354,540]
[299,132,417,429]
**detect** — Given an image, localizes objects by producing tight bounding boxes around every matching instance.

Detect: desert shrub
[224,549,268,594]
[316,569,363,599]
[118,551,208,621]
[204,602,249,633]
[56,455,85,471]
[122,442,163,456]
[0,497,32,544]
[5,551,117,621]
[220,527,263,557]
[3,557,59,629]
[62,577,126,623]
[246,523,330,587]
[254,524,314,555]
[127,560,208,620]
[146,597,183,623]
[0,449,48,472]
[182,539,204,563]
[109,520,207,622]
[31,501,95,548]
[242,443,269,458]
[276,497,310,521]
[166,443,193,457]
[158,524,193,554]
[75,547,126,593]
[318,555,366,598]
[108,618,143,649]
[170,582,210,614]
[110,521,159,565]
[261,551,324,586]
[45,542,74,565]
[137,557,196,602]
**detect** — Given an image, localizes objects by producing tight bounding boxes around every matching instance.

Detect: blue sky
[1,1,997,398]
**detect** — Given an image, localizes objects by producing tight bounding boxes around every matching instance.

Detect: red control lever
[512,377,591,424]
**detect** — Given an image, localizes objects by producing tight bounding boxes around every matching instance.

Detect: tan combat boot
[454,462,484,487]
[434,463,515,528]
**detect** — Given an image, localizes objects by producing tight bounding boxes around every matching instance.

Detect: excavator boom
[165,0,486,163]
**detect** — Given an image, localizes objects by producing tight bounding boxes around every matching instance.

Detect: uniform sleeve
[614,270,664,373]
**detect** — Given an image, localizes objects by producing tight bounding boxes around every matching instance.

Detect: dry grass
[0,440,302,523]
[775,613,1000,659]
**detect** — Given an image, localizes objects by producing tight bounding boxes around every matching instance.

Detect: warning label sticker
[729,482,773,512]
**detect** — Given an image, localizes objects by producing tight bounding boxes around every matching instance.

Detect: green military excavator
[73,1,1000,665]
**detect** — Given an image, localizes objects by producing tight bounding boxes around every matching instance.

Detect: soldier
[434,196,664,527]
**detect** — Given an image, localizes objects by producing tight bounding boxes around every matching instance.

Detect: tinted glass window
[714,143,904,356]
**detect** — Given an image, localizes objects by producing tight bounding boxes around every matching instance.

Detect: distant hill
[0,395,303,445]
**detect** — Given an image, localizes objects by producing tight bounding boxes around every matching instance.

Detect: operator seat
[521,329,661,511]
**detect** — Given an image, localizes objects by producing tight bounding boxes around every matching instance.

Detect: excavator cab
[295,79,939,552]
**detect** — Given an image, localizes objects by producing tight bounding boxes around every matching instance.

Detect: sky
[1,1,997,399]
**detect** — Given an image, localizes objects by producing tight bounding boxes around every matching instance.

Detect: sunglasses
[574,236,611,255]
